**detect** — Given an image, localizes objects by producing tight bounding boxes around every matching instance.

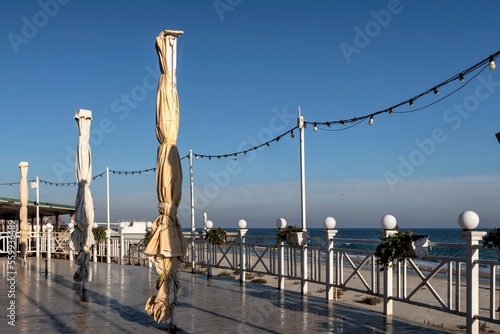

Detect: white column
[380,229,397,315]
[462,230,486,334]
[325,229,337,300]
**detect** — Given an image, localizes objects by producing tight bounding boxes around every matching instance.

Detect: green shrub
[205,228,226,245]
[92,226,107,243]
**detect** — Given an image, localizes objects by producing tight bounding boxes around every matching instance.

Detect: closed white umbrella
[144,30,187,330]
[19,161,30,264]
[71,109,95,290]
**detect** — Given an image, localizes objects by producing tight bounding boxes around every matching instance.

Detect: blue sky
[1,0,500,229]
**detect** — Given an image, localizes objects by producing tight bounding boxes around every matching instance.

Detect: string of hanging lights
[0,51,497,187]
[309,51,498,131]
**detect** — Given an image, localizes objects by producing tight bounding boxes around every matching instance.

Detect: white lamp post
[238,219,247,282]
[276,218,287,290]
[458,210,484,334]
[323,217,338,300]
[379,214,397,316]
[205,220,213,277]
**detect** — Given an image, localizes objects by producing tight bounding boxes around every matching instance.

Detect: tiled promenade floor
[0,257,453,333]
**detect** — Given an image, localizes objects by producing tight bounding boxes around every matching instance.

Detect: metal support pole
[189,150,196,273]
[35,176,40,258]
[106,167,111,264]
[298,107,308,294]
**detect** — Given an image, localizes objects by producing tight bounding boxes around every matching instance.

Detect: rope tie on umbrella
[161,139,177,145]
[158,203,177,218]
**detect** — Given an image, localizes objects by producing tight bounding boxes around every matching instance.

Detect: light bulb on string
[290,131,295,138]
[459,73,465,82]
[433,87,439,96]
[388,108,393,116]
[233,154,237,161]
[368,116,374,125]
[409,99,414,108]
[313,123,318,132]
[146,170,148,175]
[489,56,496,70]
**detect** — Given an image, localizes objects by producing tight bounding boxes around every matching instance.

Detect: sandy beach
[183,251,500,334]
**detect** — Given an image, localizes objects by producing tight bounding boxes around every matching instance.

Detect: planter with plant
[92,226,107,243]
[205,228,227,246]
[374,229,430,270]
[276,225,305,247]
[483,227,500,260]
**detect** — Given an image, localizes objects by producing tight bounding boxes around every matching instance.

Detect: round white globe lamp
[119,222,126,230]
[46,223,53,231]
[458,210,480,230]
[93,222,98,229]
[381,214,397,230]
[238,219,247,229]
[276,218,287,229]
[68,223,74,229]
[205,220,213,229]
[146,221,153,229]
[323,217,336,230]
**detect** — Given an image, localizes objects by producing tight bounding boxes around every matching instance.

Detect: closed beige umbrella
[19,161,30,265]
[144,30,187,329]
[71,109,95,290]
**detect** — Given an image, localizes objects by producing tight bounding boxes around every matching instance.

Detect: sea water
[216,227,500,263]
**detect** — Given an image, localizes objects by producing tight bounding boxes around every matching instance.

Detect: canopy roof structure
[0,196,74,221]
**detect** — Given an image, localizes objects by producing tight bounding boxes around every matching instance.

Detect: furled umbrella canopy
[18,161,30,263]
[71,109,95,288]
[144,30,187,328]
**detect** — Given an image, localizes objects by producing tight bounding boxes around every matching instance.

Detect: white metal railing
[4,227,499,333]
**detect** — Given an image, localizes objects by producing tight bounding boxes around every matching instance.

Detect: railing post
[458,210,485,334]
[106,229,111,264]
[276,218,287,290]
[278,241,285,290]
[301,233,308,295]
[238,219,248,282]
[68,224,75,260]
[119,223,126,265]
[323,217,337,301]
[205,220,213,278]
[46,224,52,260]
[379,214,398,316]
[93,243,97,263]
